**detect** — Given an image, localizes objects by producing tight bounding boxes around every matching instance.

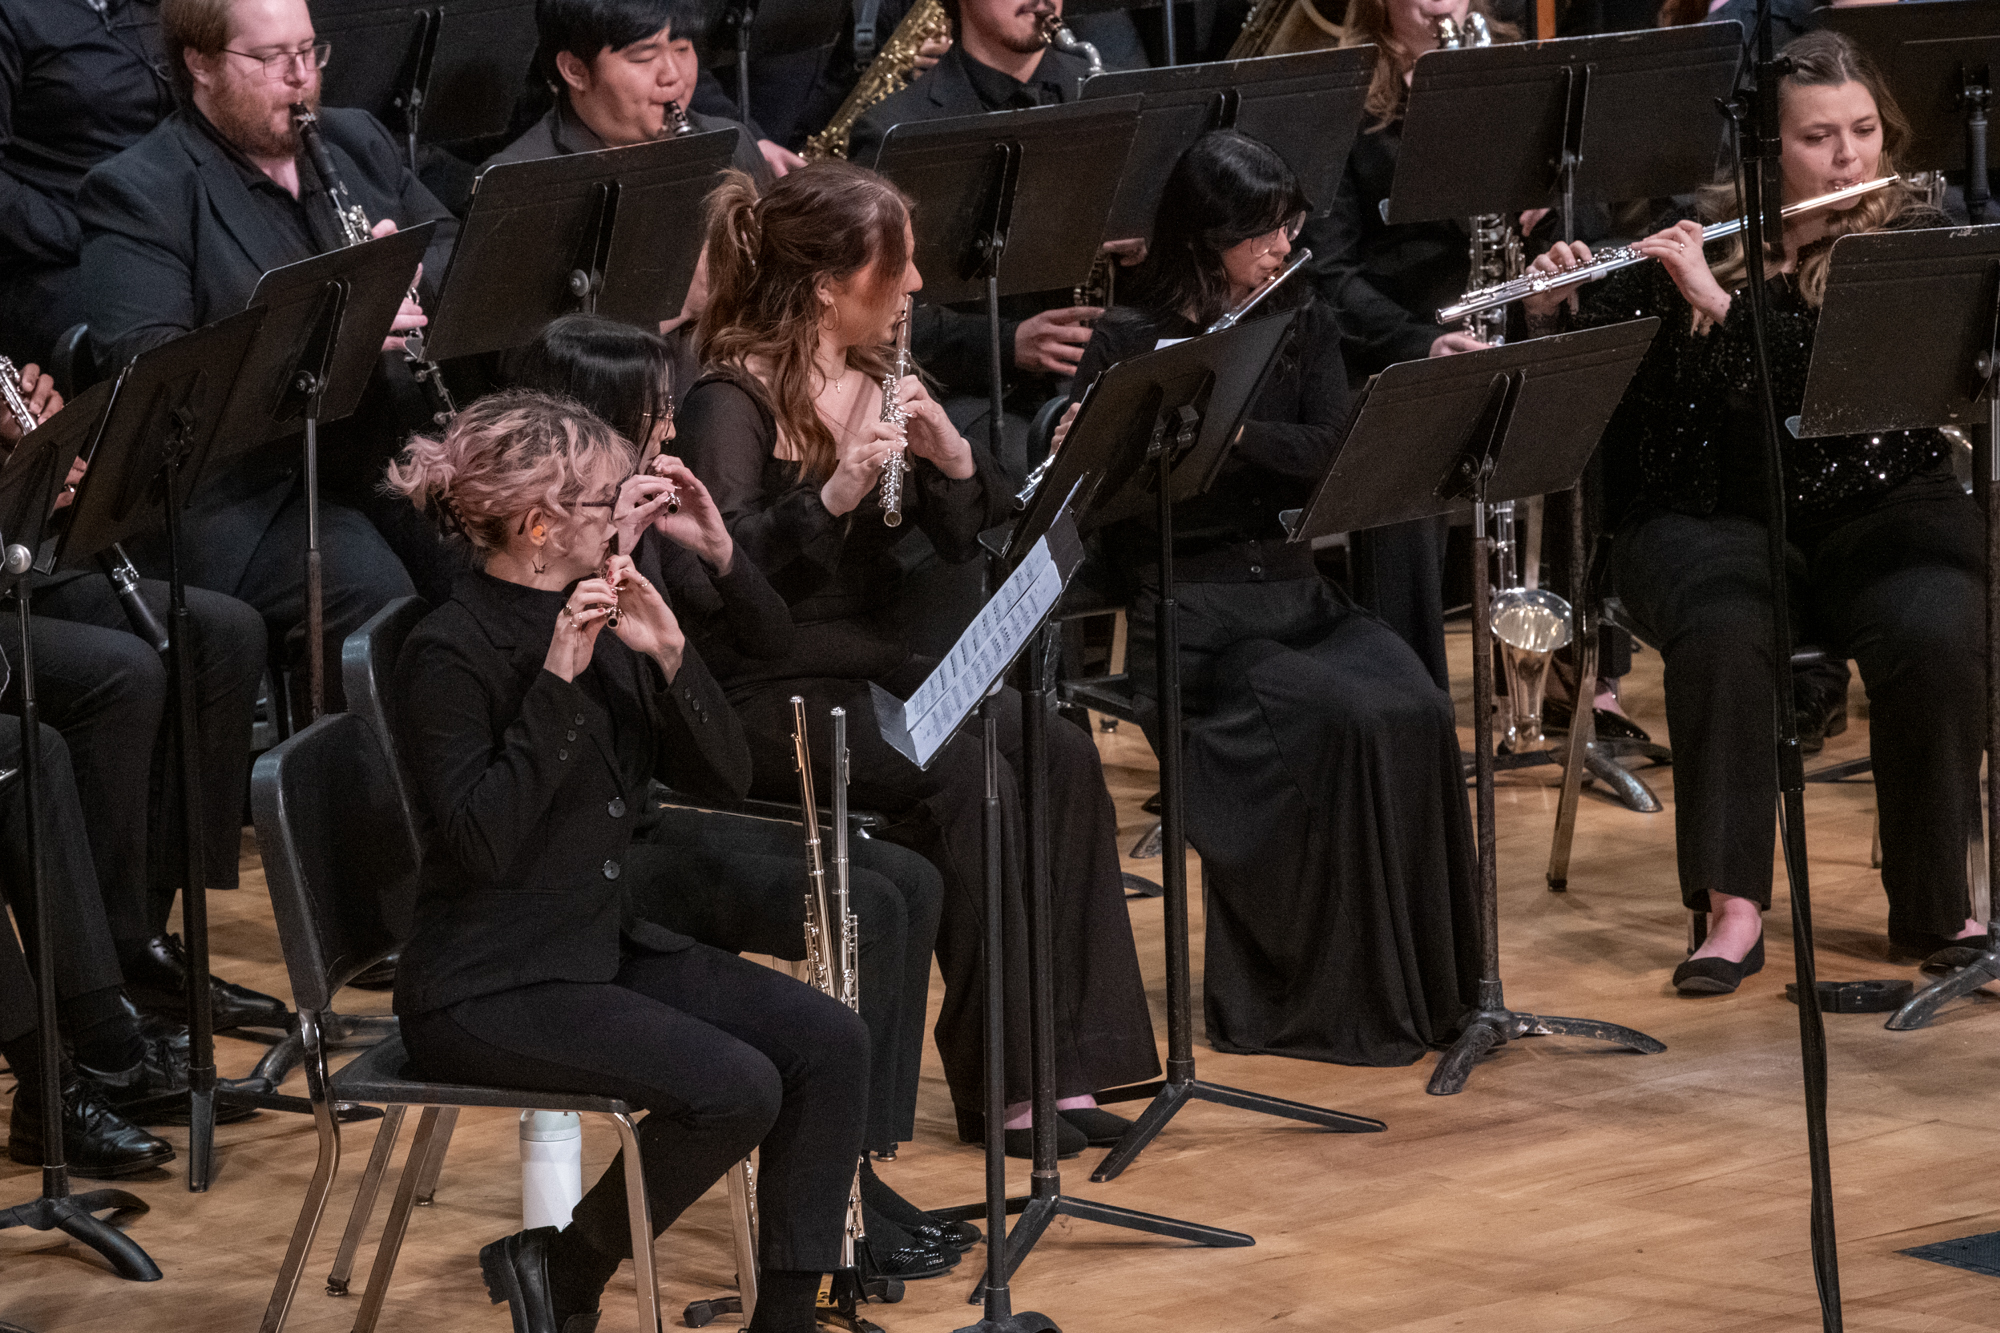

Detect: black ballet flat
[480,1227,599,1333]
[1671,937,1765,995]
[955,1106,1086,1159]
[1891,930,1995,975]
[1057,1107,1132,1147]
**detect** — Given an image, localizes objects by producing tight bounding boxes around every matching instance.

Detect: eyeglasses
[222,41,332,81]
[638,394,678,432]
[1250,212,1307,258]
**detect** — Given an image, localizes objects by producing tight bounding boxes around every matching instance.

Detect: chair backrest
[341,596,429,868]
[253,711,418,1012]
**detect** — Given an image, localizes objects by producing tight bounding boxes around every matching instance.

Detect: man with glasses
[75,0,461,713]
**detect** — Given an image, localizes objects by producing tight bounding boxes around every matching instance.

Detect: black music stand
[873,514,1085,1333]
[0,378,162,1285]
[422,134,737,362]
[1004,314,1392,1201]
[1767,223,2000,1033]
[1389,23,1743,229]
[1824,1,2000,223]
[44,309,329,1192]
[1389,22,1742,884]
[701,0,850,127]
[1080,47,1374,239]
[1286,322,1667,1096]
[314,0,542,165]
[872,97,1143,466]
[226,225,433,721]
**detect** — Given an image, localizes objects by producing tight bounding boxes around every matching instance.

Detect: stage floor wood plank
[5,620,1997,1331]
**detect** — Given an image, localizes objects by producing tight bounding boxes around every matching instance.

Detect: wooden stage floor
[5,620,1999,1332]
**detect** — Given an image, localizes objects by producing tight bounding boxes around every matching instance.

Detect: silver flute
[1438,176,1900,325]
[1013,247,1312,509]
[879,295,913,527]
[0,357,169,653]
[789,699,865,1269]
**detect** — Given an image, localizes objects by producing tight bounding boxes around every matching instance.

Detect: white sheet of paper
[901,533,1065,766]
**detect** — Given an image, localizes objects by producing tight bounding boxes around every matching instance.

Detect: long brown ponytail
[698,162,912,482]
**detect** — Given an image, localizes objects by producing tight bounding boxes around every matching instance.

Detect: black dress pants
[6,576,265,955]
[0,718,125,1023]
[400,943,868,1272]
[624,806,943,1153]
[732,669,1160,1114]
[1612,476,1985,938]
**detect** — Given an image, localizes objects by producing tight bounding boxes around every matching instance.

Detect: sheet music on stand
[873,513,1086,769]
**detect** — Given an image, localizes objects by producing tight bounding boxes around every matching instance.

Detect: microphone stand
[1723,1,1841,1324]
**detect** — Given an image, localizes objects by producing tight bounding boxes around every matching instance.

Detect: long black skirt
[731,663,1160,1114]
[1130,577,1480,1067]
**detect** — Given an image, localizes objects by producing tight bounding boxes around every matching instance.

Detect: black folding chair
[253,710,693,1333]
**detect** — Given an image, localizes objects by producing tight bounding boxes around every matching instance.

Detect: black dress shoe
[480,1227,601,1333]
[8,1073,175,1178]
[121,934,291,1032]
[861,1216,960,1280]
[1058,1106,1132,1147]
[78,1033,257,1127]
[1671,937,1766,996]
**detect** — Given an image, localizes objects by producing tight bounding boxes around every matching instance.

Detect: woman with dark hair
[510,313,964,1273]
[677,161,1161,1158]
[1066,130,1479,1067]
[387,390,869,1333]
[1526,30,1984,994]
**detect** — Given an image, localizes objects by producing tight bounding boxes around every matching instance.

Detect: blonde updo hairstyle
[698,162,913,483]
[386,389,636,564]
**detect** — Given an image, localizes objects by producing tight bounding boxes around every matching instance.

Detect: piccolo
[1437,176,1900,325]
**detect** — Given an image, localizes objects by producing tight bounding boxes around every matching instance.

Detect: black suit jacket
[392,569,751,1014]
[76,106,457,589]
[850,44,1093,399]
[77,105,456,370]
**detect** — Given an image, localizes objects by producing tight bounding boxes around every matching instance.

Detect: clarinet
[790,699,867,1269]
[878,296,912,527]
[290,104,458,426]
[0,356,170,654]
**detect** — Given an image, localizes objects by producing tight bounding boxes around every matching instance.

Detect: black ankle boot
[8,1070,175,1178]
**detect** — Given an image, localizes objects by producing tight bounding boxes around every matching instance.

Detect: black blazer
[76,106,457,589]
[850,44,1094,400]
[392,569,751,1015]
[77,105,456,371]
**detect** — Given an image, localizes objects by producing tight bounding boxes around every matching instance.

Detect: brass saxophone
[789,699,865,1269]
[878,295,912,527]
[804,0,953,161]
[0,357,170,654]
[290,104,458,426]
[1227,0,1345,58]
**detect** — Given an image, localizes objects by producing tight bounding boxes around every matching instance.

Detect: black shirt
[1573,206,1951,526]
[1071,297,1351,584]
[954,43,1071,109]
[0,0,171,267]
[1303,118,1470,381]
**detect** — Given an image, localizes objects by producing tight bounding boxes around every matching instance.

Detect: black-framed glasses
[223,41,332,81]
[1251,212,1308,257]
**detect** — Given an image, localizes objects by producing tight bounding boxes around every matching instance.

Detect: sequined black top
[1572,219,1951,525]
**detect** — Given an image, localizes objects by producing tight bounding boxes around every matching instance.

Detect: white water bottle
[519,1110,583,1230]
